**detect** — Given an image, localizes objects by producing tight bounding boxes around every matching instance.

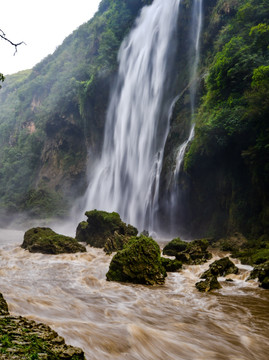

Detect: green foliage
[0,0,146,216]
[183,0,269,237]
[21,189,68,217]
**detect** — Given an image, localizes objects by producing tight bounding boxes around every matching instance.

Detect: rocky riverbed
[0,292,85,359]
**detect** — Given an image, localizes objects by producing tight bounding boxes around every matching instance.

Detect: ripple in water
[0,229,269,359]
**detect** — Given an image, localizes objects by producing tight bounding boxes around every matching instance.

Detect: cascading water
[84,0,180,232]
[173,0,203,180]
[166,0,203,236]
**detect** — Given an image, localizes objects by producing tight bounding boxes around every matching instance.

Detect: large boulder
[22,227,86,254]
[248,260,269,289]
[76,210,138,253]
[163,238,212,265]
[106,235,167,285]
[200,257,239,279]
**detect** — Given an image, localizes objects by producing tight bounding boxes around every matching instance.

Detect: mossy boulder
[163,237,188,256]
[163,238,212,265]
[22,227,86,254]
[0,293,85,359]
[161,257,182,272]
[106,235,167,285]
[195,276,222,292]
[200,257,239,279]
[248,260,269,289]
[76,209,138,253]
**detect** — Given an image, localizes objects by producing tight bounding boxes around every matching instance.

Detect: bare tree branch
[0,28,26,55]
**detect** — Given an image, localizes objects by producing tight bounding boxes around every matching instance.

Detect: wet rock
[163,238,212,265]
[161,257,182,272]
[21,227,86,254]
[76,210,138,253]
[200,257,238,279]
[0,292,9,315]
[0,293,85,359]
[184,239,213,265]
[214,232,248,252]
[195,276,222,292]
[163,237,188,256]
[248,260,269,289]
[106,235,167,285]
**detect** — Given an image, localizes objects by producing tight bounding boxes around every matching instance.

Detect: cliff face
[160,0,269,239]
[0,0,148,219]
[0,0,268,240]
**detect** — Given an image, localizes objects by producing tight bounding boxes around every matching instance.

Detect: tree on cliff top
[0,28,25,86]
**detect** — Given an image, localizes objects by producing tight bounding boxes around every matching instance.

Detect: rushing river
[0,229,269,360]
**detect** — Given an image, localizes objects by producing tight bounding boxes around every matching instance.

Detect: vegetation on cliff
[180,0,269,238]
[0,0,268,244]
[0,0,148,219]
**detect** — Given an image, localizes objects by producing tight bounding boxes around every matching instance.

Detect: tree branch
[0,28,26,55]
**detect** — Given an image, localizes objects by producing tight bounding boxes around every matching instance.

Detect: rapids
[1,229,269,360]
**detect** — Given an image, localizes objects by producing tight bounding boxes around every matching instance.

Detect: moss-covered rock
[195,276,222,292]
[22,227,86,254]
[232,238,269,266]
[106,235,167,285]
[76,210,138,253]
[161,257,182,272]
[213,233,248,252]
[163,237,188,256]
[0,293,85,359]
[200,257,239,279]
[165,238,212,265]
[248,260,269,289]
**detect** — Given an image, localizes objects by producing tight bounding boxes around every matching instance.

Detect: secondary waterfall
[84,0,180,232]
[166,0,203,236]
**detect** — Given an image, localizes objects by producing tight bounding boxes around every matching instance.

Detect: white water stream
[84,0,180,233]
[1,229,269,360]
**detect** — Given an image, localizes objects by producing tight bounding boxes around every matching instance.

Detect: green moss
[195,276,222,292]
[163,237,188,256]
[161,258,182,272]
[200,257,238,279]
[76,210,138,251]
[22,227,86,254]
[0,317,85,359]
[106,235,167,285]
[248,260,269,289]
[231,237,269,265]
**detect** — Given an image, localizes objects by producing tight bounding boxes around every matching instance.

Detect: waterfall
[166,0,203,236]
[84,0,180,232]
[173,0,203,180]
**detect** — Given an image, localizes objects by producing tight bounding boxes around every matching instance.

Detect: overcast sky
[1,0,101,75]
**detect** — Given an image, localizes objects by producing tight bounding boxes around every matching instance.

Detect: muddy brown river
[0,229,268,359]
